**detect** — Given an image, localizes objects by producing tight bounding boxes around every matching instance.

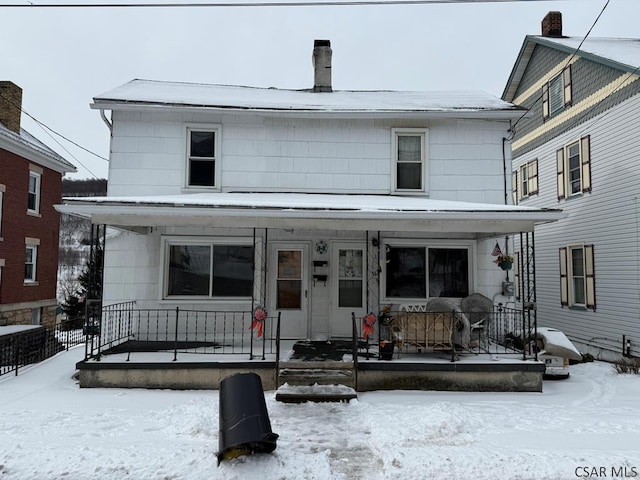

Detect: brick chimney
[312,40,332,93]
[542,11,563,38]
[0,81,22,133]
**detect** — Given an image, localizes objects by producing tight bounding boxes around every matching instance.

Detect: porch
[75,302,544,392]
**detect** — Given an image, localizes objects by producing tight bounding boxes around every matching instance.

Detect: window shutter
[559,247,568,306]
[512,170,518,204]
[563,65,572,106]
[542,83,550,119]
[584,244,596,311]
[528,160,539,195]
[556,148,566,200]
[581,135,592,193]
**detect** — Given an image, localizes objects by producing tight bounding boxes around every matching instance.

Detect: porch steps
[275,360,357,403]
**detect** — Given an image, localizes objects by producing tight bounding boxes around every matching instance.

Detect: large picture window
[165,240,253,299]
[385,245,469,300]
[186,126,220,188]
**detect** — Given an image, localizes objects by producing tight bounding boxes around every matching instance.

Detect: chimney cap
[314,39,331,48]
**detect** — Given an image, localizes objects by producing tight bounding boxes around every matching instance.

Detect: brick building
[0,81,76,327]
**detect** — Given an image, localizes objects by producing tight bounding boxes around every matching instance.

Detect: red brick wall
[0,147,62,305]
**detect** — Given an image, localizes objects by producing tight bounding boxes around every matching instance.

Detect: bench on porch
[388,301,471,356]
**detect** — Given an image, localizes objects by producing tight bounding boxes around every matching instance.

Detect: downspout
[100,109,112,133]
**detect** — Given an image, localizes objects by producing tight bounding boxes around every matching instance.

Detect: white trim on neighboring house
[27,165,42,216]
[159,235,255,303]
[0,183,5,240]
[391,128,428,195]
[183,124,222,192]
[24,238,40,284]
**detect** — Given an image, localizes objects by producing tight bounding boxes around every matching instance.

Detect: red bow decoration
[362,313,377,340]
[250,307,267,338]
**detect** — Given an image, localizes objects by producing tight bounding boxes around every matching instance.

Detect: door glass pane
[168,245,210,296]
[338,249,363,308]
[277,250,302,309]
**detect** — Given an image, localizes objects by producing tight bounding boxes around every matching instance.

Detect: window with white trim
[28,170,41,213]
[0,184,4,237]
[384,244,469,300]
[392,128,428,193]
[559,244,596,310]
[25,245,37,282]
[513,160,539,203]
[186,126,220,189]
[557,136,591,200]
[163,238,253,299]
[542,66,572,119]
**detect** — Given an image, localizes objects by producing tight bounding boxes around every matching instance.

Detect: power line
[1,0,564,7]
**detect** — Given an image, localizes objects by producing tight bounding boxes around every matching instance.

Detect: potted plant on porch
[495,254,514,271]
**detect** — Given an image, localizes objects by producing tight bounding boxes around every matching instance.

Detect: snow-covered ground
[1,347,639,480]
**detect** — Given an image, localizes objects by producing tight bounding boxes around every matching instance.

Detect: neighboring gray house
[59,41,561,344]
[503,12,640,361]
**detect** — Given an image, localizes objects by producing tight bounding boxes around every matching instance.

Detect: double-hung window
[542,66,572,119]
[163,238,253,299]
[0,183,5,238]
[384,244,469,300]
[186,126,220,189]
[25,244,37,283]
[28,169,41,214]
[559,244,596,310]
[512,160,539,204]
[557,136,591,200]
[392,128,428,194]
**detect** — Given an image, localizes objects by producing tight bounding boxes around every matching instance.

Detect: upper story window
[186,126,221,189]
[559,244,596,310]
[25,244,37,283]
[392,128,428,194]
[0,183,5,238]
[512,160,539,204]
[384,244,469,300]
[557,136,591,200]
[542,66,572,120]
[163,237,253,299]
[28,169,41,214]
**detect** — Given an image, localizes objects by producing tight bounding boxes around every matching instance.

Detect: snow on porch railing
[84,306,279,362]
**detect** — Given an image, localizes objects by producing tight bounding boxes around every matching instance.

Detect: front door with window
[330,243,366,338]
[269,243,309,339]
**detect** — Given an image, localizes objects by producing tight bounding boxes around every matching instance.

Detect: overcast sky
[1,0,638,179]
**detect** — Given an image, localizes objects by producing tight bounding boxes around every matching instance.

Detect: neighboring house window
[385,245,469,299]
[513,160,539,202]
[186,126,220,188]
[25,245,37,282]
[542,66,572,119]
[0,184,4,237]
[163,239,253,299]
[28,170,41,213]
[31,308,41,326]
[559,245,596,310]
[392,128,428,193]
[557,136,591,200]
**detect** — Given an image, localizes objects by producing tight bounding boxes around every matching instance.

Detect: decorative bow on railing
[250,307,267,338]
[362,312,377,341]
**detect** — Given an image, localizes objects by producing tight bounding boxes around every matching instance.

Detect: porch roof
[57,192,563,236]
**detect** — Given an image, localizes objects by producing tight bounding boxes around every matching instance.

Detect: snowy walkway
[1,346,639,479]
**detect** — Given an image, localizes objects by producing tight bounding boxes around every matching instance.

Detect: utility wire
[1,0,566,7]
[509,0,610,133]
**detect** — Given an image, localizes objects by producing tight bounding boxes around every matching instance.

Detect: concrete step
[278,369,355,388]
[275,384,357,403]
[278,360,354,370]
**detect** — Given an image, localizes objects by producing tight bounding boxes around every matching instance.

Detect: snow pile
[1,347,639,480]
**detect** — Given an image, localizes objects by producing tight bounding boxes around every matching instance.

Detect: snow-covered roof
[0,122,76,174]
[92,79,523,119]
[58,192,563,236]
[503,35,640,102]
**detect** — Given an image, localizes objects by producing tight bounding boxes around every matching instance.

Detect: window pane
[278,251,301,279]
[429,248,469,298]
[28,192,36,211]
[386,247,426,298]
[212,246,253,297]
[339,250,362,278]
[29,175,37,193]
[277,280,301,309]
[190,131,215,158]
[397,163,422,190]
[571,248,585,305]
[397,135,421,162]
[339,280,363,307]
[549,75,563,114]
[567,143,581,194]
[168,245,210,296]
[189,159,215,186]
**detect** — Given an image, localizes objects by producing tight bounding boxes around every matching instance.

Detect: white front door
[330,243,366,339]
[269,243,309,339]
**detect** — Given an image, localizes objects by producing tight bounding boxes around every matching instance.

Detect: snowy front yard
[1,347,639,480]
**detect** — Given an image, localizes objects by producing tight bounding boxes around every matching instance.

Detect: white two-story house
[60,40,561,343]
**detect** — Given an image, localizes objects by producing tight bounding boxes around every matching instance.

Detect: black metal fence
[85,303,280,362]
[0,318,87,378]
